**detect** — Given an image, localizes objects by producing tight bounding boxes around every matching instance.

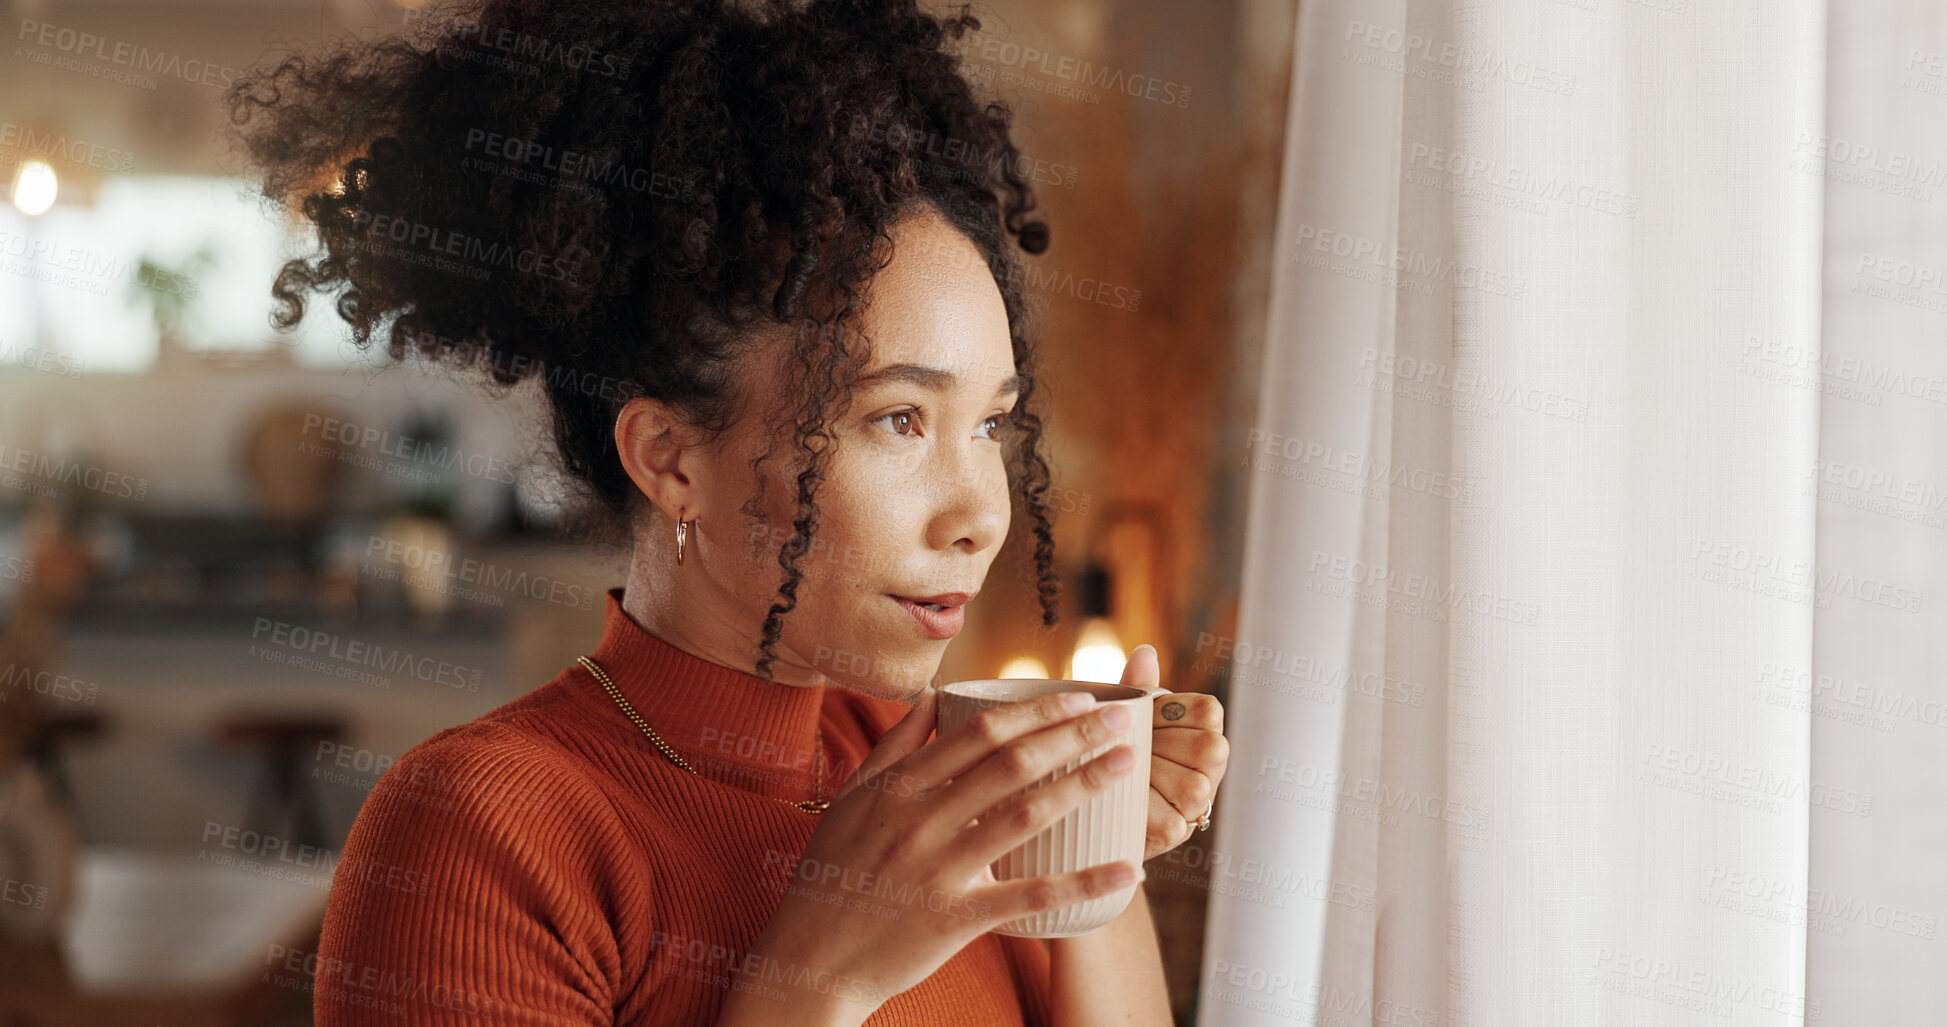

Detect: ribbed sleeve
[315,723,641,1025]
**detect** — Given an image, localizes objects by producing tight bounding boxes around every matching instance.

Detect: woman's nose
[927,453,1009,554]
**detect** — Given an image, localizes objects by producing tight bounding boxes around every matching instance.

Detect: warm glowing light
[1065,617,1126,683]
[997,656,1050,680]
[12,160,57,215]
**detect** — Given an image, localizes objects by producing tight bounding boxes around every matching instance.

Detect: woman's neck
[620,543,831,690]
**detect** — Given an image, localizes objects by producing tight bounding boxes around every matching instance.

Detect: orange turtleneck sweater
[314,587,1052,1026]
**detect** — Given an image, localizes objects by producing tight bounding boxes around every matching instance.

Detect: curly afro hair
[225,0,1062,679]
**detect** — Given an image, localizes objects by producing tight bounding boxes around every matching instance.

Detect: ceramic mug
[936,678,1151,938]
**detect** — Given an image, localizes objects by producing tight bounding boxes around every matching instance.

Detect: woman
[227,0,1229,1023]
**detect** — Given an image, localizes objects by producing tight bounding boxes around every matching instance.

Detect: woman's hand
[721,686,1145,1026]
[1119,644,1230,863]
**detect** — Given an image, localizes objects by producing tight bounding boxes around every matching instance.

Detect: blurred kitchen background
[0,0,1294,1022]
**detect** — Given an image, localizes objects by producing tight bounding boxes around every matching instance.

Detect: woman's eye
[874,410,920,436]
[873,408,1011,440]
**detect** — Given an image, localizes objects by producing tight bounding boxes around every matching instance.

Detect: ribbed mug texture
[937,678,1151,938]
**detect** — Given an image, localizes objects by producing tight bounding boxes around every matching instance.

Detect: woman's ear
[614,396,701,522]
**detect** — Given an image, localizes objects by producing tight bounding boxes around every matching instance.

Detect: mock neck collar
[578,587,830,806]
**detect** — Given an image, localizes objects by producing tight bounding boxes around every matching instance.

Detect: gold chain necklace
[577,655,829,814]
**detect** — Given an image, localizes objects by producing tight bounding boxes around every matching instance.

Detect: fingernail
[1101,704,1133,730]
[1062,691,1096,713]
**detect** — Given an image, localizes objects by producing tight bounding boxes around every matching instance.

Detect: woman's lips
[889,594,967,639]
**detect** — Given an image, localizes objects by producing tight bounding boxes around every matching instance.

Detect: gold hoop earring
[676,516,692,565]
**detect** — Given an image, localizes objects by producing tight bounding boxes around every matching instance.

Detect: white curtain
[1203,0,1944,1023]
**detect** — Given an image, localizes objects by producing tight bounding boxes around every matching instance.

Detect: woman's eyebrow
[855,362,1025,396]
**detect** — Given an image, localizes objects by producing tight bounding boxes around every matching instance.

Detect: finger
[1144,791,1195,860]
[926,698,1138,844]
[1151,729,1220,769]
[1119,643,1162,693]
[1152,727,1231,794]
[1147,753,1216,826]
[1149,692,1224,733]
[953,739,1141,877]
[838,685,938,802]
[895,689,1097,792]
[974,860,1144,931]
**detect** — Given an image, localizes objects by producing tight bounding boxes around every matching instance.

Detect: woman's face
[636,207,1022,702]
